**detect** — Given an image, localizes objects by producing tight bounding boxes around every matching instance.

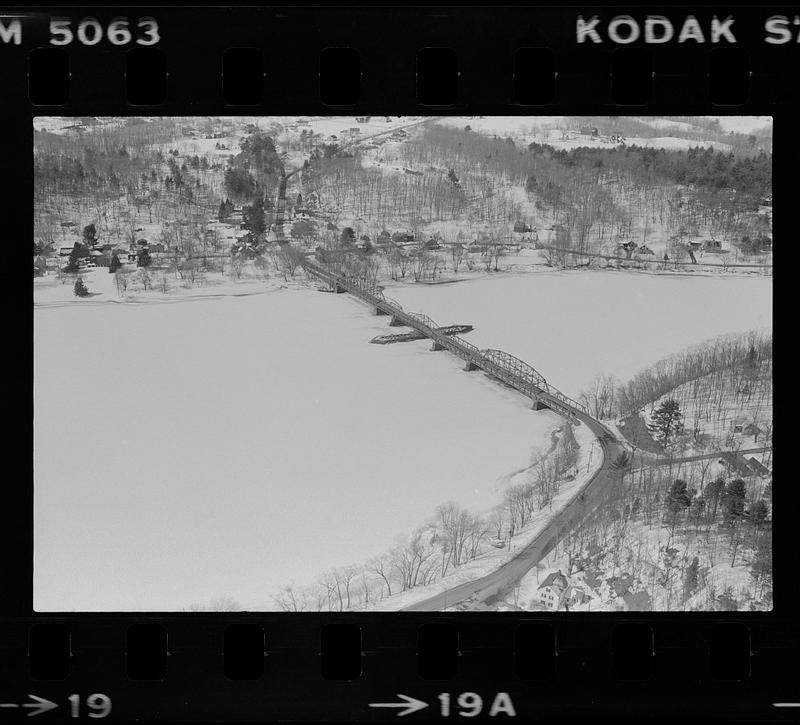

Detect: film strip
[3,4,796,722]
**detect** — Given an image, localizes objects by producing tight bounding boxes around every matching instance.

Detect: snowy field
[34,287,561,611]
[386,271,772,400]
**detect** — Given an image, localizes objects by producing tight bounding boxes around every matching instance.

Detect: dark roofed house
[747,457,771,478]
[537,570,569,610]
[90,250,111,267]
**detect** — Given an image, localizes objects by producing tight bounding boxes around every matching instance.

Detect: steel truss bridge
[302,259,589,420]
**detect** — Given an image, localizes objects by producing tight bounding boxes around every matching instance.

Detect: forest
[34,117,772,303]
[550,453,772,611]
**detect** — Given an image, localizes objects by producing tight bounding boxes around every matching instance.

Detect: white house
[537,570,568,610]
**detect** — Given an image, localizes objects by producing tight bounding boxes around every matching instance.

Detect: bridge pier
[531,399,549,411]
[431,341,445,351]
[463,360,479,371]
[389,316,404,327]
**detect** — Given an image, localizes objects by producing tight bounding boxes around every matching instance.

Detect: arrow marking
[22,695,58,717]
[369,694,429,717]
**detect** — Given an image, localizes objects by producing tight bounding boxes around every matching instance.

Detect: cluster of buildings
[536,570,591,611]
[534,567,655,611]
[34,228,169,276]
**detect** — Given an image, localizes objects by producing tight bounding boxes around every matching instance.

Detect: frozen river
[387,270,772,399]
[34,287,560,611]
[34,270,771,611]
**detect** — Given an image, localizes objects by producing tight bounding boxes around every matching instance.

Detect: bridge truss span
[479,349,550,394]
[406,312,439,332]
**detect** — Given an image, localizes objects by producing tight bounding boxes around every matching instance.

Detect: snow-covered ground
[34,285,563,611]
[385,271,772,400]
[513,510,769,612]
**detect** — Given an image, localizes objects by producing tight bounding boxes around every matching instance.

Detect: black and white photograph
[33,115,772,613]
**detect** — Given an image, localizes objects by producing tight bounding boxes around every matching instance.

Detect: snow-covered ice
[386,271,772,400]
[34,286,561,611]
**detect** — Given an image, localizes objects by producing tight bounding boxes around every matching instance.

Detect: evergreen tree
[704,477,726,519]
[340,227,355,245]
[747,499,769,526]
[666,479,692,518]
[108,253,122,273]
[73,277,89,297]
[242,197,266,235]
[647,398,683,448]
[722,478,747,526]
[683,556,699,600]
[82,223,97,246]
[137,248,152,268]
[64,241,84,273]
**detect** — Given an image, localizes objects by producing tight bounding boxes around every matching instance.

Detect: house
[537,570,568,610]
[90,250,111,267]
[746,457,771,477]
[703,239,723,251]
[563,583,590,608]
[742,423,764,441]
[718,452,754,478]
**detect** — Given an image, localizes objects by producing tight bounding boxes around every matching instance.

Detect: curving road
[403,414,626,611]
